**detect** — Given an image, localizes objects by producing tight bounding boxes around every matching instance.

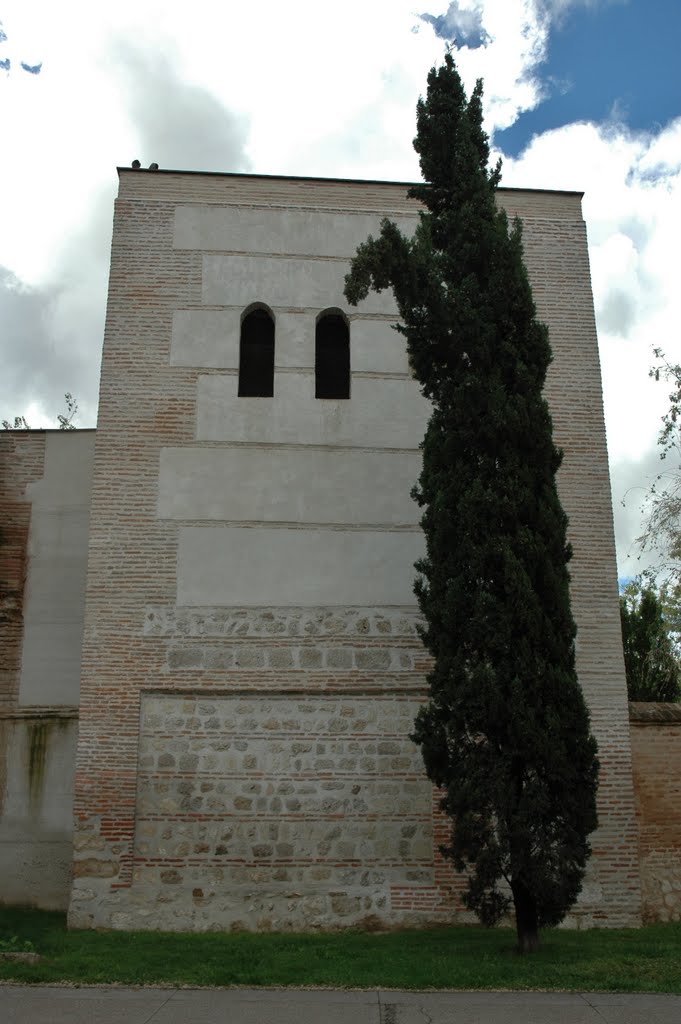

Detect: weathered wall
[0,430,93,908]
[630,703,681,922]
[0,711,78,909]
[69,170,641,930]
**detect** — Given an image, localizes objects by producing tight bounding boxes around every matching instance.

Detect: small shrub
[0,935,36,954]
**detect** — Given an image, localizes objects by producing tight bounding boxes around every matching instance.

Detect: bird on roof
[131,159,141,169]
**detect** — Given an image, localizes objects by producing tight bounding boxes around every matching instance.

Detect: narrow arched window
[315,312,350,399]
[238,306,274,397]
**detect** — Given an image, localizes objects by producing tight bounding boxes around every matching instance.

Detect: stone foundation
[70,692,460,931]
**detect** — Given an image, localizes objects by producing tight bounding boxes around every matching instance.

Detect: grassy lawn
[0,907,679,991]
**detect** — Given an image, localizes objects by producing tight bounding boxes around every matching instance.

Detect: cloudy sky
[1,0,679,580]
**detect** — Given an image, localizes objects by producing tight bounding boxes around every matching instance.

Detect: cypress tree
[344,53,599,953]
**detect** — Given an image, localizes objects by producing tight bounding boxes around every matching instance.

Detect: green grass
[0,907,679,991]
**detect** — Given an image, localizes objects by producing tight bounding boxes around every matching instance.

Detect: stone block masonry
[68,169,642,930]
[110,693,444,931]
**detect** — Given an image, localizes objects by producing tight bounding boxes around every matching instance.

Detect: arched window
[238,306,275,397]
[315,311,350,399]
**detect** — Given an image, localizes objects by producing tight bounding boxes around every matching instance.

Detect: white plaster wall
[351,320,410,374]
[158,447,421,525]
[197,373,429,448]
[171,309,409,373]
[177,526,424,607]
[174,205,416,258]
[203,254,399,315]
[171,309,242,368]
[171,309,326,370]
[19,432,94,706]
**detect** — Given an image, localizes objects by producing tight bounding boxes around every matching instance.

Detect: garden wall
[629,702,681,922]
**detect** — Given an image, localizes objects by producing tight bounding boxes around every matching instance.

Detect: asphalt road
[2,986,680,1024]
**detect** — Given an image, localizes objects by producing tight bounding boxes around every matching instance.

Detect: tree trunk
[511,880,540,953]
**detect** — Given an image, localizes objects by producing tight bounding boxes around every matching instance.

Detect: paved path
[2,986,680,1024]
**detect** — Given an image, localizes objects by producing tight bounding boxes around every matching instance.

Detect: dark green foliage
[344,53,599,952]
[620,582,680,701]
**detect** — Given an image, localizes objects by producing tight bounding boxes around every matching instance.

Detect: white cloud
[538,0,628,23]
[0,2,250,427]
[501,115,681,574]
[0,266,93,428]
[110,39,251,173]
[0,0,676,581]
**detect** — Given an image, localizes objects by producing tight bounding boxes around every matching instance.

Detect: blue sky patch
[495,0,681,157]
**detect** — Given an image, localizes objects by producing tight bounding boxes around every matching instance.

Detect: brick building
[3,168,672,929]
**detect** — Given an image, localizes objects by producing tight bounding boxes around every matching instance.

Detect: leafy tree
[2,393,78,430]
[344,53,598,953]
[637,351,680,613]
[620,579,680,701]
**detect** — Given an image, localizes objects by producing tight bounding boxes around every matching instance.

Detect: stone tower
[67,169,641,930]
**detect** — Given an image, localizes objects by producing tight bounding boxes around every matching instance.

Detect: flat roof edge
[1,427,96,434]
[116,167,584,198]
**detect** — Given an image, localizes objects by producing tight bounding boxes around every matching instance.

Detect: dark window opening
[238,307,274,396]
[315,313,350,399]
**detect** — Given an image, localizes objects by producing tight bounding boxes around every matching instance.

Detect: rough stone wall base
[70,691,465,931]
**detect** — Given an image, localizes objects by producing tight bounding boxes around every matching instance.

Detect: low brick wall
[629,702,681,922]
